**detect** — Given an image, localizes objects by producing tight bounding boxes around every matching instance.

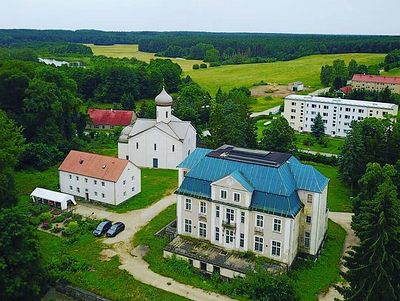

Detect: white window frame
[226,208,235,222]
[102,181,105,187]
[241,211,245,224]
[240,233,245,248]
[307,194,313,203]
[256,214,264,228]
[200,201,207,214]
[254,236,264,253]
[185,198,192,211]
[225,229,234,244]
[271,240,281,257]
[216,205,220,218]
[304,231,310,248]
[233,192,240,202]
[215,227,220,241]
[184,219,192,233]
[273,218,282,233]
[199,222,207,238]
[306,216,312,224]
[220,189,227,200]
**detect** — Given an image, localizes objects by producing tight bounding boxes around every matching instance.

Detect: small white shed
[288,82,304,92]
[30,188,76,210]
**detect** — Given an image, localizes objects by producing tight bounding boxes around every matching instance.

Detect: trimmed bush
[200,63,207,69]
[192,64,199,70]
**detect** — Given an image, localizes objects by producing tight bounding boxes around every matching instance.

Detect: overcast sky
[0,0,399,35]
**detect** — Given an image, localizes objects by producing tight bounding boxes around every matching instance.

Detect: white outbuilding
[118,87,197,169]
[30,188,76,210]
[59,150,141,206]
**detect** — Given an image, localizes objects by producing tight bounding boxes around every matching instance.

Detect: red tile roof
[59,150,129,182]
[88,109,135,126]
[340,86,353,94]
[352,74,400,85]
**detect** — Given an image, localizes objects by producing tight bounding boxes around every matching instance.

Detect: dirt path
[75,195,235,301]
[318,212,358,301]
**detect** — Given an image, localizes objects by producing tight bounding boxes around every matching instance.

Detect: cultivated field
[382,67,400,76]
[86,44,205,72]
[185,53,385,94]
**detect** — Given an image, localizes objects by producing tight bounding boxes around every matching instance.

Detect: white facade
[59,161,141,206]
[284,94,398,137]
[118,88,197,169]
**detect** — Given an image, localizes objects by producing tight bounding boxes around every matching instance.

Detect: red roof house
[352,74,400,85]
[59,150,129,182]
[88,109,136,127]
[339,86,353,94]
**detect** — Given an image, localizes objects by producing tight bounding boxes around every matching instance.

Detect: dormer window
[79,159,84,164]
[220,190,227,200]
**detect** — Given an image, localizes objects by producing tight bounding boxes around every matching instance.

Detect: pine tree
[340,163,400,301]
[311,113,325,141]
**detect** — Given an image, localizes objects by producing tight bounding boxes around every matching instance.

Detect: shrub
[296,151,338,166]
[53,215,66,223]
[51,226,62,233]
[62,221,79,236]
[38,212,52,223]
[192,64,199,70]
[200,63,207,69]
[303,135,316,146]
[209,62,221,67]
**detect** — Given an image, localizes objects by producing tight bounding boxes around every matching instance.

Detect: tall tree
[0,110,25,208]
[0,208,45,301]
[311,113,325,141]
[320,65,333,87]
[260,117,297,153]
[348,59,359,78]
[340,163,400,301]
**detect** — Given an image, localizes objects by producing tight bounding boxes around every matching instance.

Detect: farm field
[86,44,205,72]
[185,53,385,94]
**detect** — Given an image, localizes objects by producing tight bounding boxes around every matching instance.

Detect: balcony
[222,219,236,229]
[254,226,264,234]
[198,212,207,222]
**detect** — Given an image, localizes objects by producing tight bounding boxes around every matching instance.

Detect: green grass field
[295,133,345,155]
[110,168,178,213]
[185,53,385,94]
[86,44,205,72]
[308,162,352,212]
[38,231,188,301]
[249,96,283,112]
[382,67,400,76]
[132,205,346,301]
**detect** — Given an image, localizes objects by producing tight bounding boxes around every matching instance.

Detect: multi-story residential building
[284,94,398,137]
[164,145,329,277]
[352,74,400,94]
[118,87,196,169]
[87,108,136,130]
[59,150,141,206]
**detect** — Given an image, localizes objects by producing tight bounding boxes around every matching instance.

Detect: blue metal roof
[229,170,254,192]
[176,148,328,218]
[177,148,212,169]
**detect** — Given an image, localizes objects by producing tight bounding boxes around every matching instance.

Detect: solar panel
[207,145,291,167]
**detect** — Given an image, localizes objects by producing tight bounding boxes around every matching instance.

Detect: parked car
[106,222,125,237]
[93,220,112,237]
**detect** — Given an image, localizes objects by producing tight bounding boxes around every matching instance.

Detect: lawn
[381,67,400,76]
[86,44,205,72]
[110,168,178,213]
[249,96,284,112]
[132,205,346,301]
[38,231,188,301]
[308,162,352,212]
[295,133,345,155]
[290,220,346,301]
[185,53,385,95]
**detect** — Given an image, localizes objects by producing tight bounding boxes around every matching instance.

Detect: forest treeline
[1,29,400,64]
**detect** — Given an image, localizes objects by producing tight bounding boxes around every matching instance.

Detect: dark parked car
[93,220,112,237]
[106,222,125,237]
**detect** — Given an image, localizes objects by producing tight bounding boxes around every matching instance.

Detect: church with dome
[118,87,197,169]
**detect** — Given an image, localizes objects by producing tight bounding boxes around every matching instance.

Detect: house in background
[283,94,398,137]
[87,108,136,130]
[164,145,329,278]
[288,81,304,92]
[351,74,400,93]
[118,87,196,169]
[59,150,141,206]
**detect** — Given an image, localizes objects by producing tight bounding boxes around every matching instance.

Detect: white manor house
[284,94,398,137]
[118,87,197,169]
[164,145,329,277]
